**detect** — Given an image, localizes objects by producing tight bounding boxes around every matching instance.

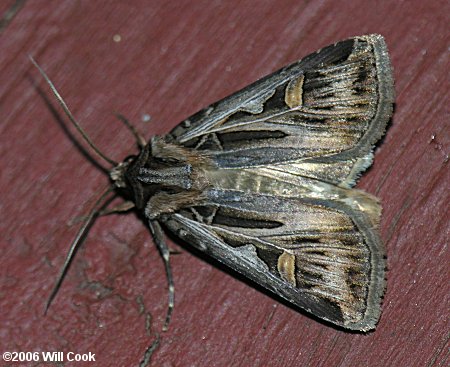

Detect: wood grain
[1,1,448,366]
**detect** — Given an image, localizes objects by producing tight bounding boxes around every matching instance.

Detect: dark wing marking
[162,177,384,331]
[167,35,394,188]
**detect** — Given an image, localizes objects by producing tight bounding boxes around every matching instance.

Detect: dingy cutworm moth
[34,34,394,332]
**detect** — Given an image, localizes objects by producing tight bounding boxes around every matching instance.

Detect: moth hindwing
[42,34,393,332]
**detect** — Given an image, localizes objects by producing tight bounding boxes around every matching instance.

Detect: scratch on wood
[426,333,450,367]
[262,304,277,330]
[386,195,412,244]
[136,295,153,336]
[139,334,160,367]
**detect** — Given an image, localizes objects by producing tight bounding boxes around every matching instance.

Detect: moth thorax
[137,165,193,190]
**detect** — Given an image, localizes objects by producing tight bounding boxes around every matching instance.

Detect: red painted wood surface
[1,1,448,366]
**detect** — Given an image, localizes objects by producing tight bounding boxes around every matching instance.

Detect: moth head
[109,149,150,210]
[109,156,135,189]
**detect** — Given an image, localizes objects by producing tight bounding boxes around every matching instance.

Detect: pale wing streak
[275,243,367,253]
[303,288,348,303]
[302,279,353,296]
[194,106,367,138]
[199,220,289,252]
[313,59,363,73]
[302,254,360,267]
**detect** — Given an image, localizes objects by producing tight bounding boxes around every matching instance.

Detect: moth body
[39,34,394,332]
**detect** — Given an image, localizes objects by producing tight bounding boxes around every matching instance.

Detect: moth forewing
[39,34,393,332]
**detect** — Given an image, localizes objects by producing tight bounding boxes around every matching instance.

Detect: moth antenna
[115,113,147,148]
[45,186,115,314]
[149,220,174,331]
[29,56,118,166]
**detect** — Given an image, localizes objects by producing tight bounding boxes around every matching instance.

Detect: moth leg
[145,191,204,219]
[99,200,135,216]
[149,220,174,331]
[144,191,204,329]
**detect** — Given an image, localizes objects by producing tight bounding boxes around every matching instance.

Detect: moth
[34,34,394,332]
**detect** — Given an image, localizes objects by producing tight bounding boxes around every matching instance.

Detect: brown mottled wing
[163,35,393,330]
[168,34,394,188]
[162,173,385,330]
